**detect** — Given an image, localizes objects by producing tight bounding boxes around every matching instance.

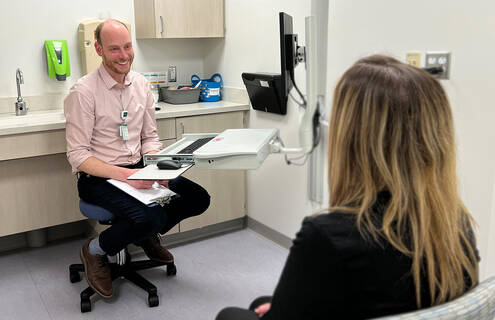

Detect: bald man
[64,19,210,298]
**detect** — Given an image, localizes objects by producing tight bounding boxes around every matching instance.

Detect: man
[64,19,210,299]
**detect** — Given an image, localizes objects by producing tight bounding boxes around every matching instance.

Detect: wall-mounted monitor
[242,12,299,115]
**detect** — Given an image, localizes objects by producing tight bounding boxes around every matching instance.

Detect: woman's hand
[254,303,271,317]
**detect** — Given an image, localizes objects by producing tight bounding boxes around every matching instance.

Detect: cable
[289,70,306,107]
[289,90,305,107]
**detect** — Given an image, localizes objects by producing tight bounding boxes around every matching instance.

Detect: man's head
[94,19,134,82]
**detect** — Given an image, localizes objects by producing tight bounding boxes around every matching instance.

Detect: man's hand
[254,303,271,317]
[157,180,169,188]
[124,169,155,189]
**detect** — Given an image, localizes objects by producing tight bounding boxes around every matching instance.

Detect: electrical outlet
[168,66,176,82]
[405,52,421,68]
[425,52,451,80]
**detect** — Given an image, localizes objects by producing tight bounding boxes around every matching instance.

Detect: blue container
[191,73,222,102]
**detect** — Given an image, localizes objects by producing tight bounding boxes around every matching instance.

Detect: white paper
[107,179,176,205]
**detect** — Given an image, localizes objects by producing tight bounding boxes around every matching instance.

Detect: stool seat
[79,200,115,222]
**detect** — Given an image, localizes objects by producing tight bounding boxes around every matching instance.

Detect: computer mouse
[157,160,182,170]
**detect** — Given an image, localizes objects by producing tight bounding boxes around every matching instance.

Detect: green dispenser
[45,40,70,81]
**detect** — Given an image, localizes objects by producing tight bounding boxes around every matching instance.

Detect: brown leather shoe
[80,238,112,298]
[138,235,174,263]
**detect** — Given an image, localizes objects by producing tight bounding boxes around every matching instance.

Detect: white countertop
[0,100,249,136]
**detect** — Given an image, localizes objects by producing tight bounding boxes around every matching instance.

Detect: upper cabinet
[134,0,224,39]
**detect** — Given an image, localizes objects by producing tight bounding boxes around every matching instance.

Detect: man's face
[96,23,134,77]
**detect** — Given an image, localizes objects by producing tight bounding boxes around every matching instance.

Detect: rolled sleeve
[64,87,96,173]
[140,90,162,155]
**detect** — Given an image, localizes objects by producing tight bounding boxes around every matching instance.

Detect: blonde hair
[328,55,478,307]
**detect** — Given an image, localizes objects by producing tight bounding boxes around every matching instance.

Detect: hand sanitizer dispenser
[45,40,70,81]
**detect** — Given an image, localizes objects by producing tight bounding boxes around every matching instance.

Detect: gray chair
[375,276,495,320]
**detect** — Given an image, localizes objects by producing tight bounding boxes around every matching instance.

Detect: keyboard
[177,137,214,154]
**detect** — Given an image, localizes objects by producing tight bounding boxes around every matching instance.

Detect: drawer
[0,129,66,161]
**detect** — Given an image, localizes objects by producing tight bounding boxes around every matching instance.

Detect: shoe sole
[80,247,113,299]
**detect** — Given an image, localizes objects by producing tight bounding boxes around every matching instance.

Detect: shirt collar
[98,63,133,89]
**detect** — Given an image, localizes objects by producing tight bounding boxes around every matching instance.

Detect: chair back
[375,276,495,320]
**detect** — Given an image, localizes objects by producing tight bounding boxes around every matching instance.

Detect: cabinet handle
[160,16,164,36]
[181,122,185,134]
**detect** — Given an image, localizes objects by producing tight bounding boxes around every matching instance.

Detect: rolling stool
[69,200,177,313]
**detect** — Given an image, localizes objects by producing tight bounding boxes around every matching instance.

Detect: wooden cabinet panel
[175,111,246,231]
[0,154,82,236]
[0,130,66,161]
[156,118,176,140]
[134,0,224,39]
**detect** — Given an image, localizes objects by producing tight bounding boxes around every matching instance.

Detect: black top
[262,193,477,320]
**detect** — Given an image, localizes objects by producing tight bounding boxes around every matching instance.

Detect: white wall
[0,0,204,99]
[326,0,495,280]
[206,0,495,279]
[204,0,320,238]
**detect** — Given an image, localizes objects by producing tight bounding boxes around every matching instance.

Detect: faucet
[15,68,28,116]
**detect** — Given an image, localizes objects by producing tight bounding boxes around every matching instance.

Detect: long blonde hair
[328,55,478,307]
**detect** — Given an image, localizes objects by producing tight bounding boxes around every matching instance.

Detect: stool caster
[167,263,177,276]
[81,298,91,313]
[148,293,159,307]
[70,271,81,283]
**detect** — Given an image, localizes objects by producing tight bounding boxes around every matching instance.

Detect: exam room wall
[203,0,322,245]
[205,0,495,279]
[0,0,204,100]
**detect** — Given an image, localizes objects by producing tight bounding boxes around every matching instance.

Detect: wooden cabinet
[0,153,82,237]
[175,112,246,231]
[134,0,224,39]
[0,110,245,238]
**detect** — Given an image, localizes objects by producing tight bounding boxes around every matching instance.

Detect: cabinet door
[0,154,82,236]
[176,112,246,231]
[155,0,224,38]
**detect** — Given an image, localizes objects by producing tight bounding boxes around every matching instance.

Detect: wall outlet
[405,52,421,67]
[425,52,451,80]
[168,66,176,82]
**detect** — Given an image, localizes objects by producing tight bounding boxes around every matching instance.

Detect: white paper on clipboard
[127,164,193,180]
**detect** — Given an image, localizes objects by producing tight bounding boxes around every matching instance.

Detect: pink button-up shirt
[64,64,162,174]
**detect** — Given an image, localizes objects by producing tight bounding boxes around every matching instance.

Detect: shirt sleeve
[262,218,340,320]
[140,87,162,155]
[64,86,96,173]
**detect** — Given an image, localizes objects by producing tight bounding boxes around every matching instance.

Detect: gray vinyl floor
[0,229,288,320]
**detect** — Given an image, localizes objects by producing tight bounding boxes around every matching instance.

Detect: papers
[127,164,193,180]
[107,179,177,206]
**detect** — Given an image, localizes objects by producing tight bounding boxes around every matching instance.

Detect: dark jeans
[77,172,210,256]
[216,296,272,320]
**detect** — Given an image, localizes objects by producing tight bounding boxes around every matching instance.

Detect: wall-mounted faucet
[15,68,28,116]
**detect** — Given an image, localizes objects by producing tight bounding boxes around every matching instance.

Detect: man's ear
[95,41,103,57]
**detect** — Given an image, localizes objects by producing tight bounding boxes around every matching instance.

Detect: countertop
[0,100,249,136]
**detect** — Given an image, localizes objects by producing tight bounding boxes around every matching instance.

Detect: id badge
[120,123,129,141]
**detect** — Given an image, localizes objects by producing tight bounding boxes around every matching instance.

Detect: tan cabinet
[175,111,246,231]
[0,153,83,237]
[134,0,224,39]
[0,110,246,238]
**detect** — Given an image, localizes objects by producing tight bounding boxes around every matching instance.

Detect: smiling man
[63,19,210,299]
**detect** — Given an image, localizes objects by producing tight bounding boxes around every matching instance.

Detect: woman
[216,55,479,320]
